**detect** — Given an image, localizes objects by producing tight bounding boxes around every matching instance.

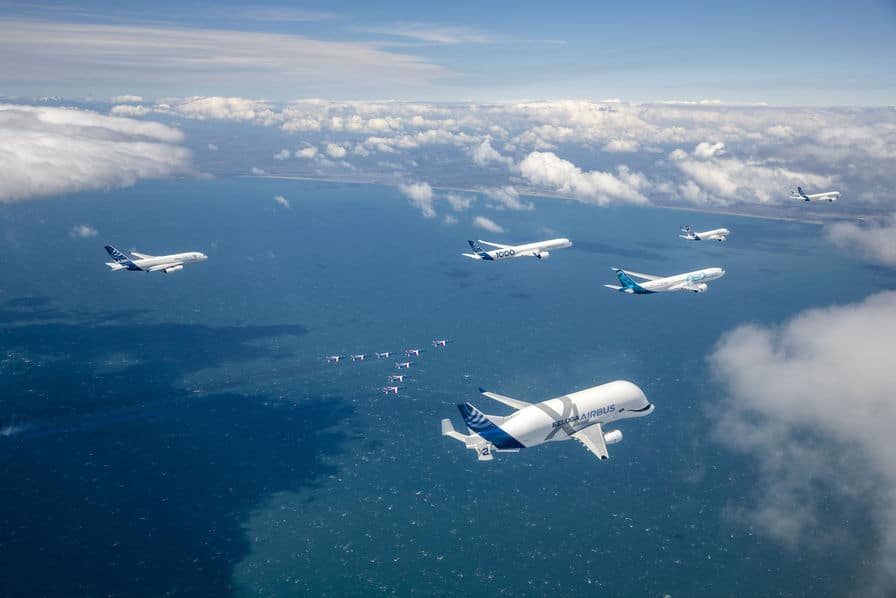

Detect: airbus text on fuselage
[604,267,725,294]
[462,238,572,261]
[680,225,730,242]
[442,381,653,462]
[790,187,840,202]
[104,245,207,273]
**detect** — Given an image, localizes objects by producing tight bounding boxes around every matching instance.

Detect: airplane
[375,352,392,359]
[405,349,421,357]
[388,374,404,383]
[680,225,729,242]
[462,238,572,261]
[395,362,411,369]
[104,245,207,273]
[432,339,448,348]
[604,267,725,294]
[350,354,366,362]
[442,381,653,462]
[325,355,342,364]
[383,386,399,395]
[790,187,840,202]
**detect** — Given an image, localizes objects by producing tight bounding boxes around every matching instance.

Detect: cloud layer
[710,291,896,595]
[827,214,896,267]
[0,104,191,202]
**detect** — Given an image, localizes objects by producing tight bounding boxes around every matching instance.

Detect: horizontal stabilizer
[462,253,483,260]
[441,419,470,442]
[105,262,126,270]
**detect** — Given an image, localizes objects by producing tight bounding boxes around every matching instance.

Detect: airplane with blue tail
[604,266,725,294]
[462,238,572,261]
[442,381,653,462]
[104,245,207,273]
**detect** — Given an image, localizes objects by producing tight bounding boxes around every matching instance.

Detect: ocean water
[1,178,893,596]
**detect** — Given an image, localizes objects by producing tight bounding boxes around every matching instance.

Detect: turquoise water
[1,178,892,596]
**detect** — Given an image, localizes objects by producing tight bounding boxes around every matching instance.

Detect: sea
[1,177,893,596]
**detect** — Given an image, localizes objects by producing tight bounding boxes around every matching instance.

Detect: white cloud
[398,181,435,218]
[443,214,458,225]
[273,148,291,160]
[110,95,143,103]
[109,104,152,116]
[272,194,290,209]
[207,143,218,151]
[601,138,640,152]
[166,97,276,122]
[295,146,318,159]
[710,291,896,595]
[250,167,266,175]
[470,137,514,168]
[444,192,474,211]
[69,224,97,238]
[325,143,347,159]
[481,186,533,211]
[0,104,190,202]
[473,215,504,233]
[693,141,725,159]
[827,214,896,267]
[518,151,649,206]
[354,23,497,45]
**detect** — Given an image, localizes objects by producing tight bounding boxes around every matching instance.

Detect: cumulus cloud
[827,214,896,267]
[710,291,896,595]
[444,192,474,211]
[473,215,504,233]
[398,181,436,218]
[272,195,290,209]
[325,143,347,159]
[470,137,514,168]
[443,214,458,225]
[110,95,143,103]
[273,148,291,160]
[0,104,191,202]
[295,146,318,159]
[69,224,97,238]
[250,167,266,175]
[481,186,533,211]
[518,151,649,205]
[207,143,218,151]
[601,138,640,152]
[693,141,725,159]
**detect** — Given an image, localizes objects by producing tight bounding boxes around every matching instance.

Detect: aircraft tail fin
[613,268,647,293]
[104,245,140,270]
[467,240,484,253]
[457,402,506,433]
[797,186,804,194]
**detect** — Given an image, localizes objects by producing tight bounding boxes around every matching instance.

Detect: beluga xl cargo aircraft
[680,224,730,241]
[442,381,653,462]
[104,245,207,273]
[790,186,840,202]
[604,267,725,294]
[463,238,572,261]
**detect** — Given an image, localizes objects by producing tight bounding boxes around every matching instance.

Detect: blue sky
[1,0,894,103]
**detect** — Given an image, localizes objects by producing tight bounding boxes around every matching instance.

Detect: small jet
[375,352,392,359]
[383,386,399,395]
[463,238,572,261]
[405,349,421,357]
[105,245,207,273]
[790,187,840,202]
[432,339,448,348]
[680,225,729,242]
[604,267,725,294]
[325,355,342,364]
[395,362,411,370]
[388,374,405,383]
[442,381,653,462]
[350,354,366,362]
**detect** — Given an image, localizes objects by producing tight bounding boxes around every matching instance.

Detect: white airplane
[442,381,653,462]
[463,238,572,261]
[383,386,399,395]
[375,352,392,359]
[432,339,448,348]
[350,354,366,362]
[680,225,729,242]
[790,186,840,202]
[104,245,207,273]
[388,374,404,383]
[405,348,421,357]
[325,355,342,364]
[395,362,411,370]
[604,267,725,294]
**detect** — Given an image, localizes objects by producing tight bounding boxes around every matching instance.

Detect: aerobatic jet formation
[395,362,411,370]
[604,267,725,294]
[325,355,342,364]
[790,187,840,202]
[462,238,572,261]
[680,225,730,241]
[104,245,207,273]
[375,352,392,359]
[442,381,653,462]
[432,339,448,348]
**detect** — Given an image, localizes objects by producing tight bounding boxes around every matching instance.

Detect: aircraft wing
[131,252,155,259]
[479,387,532,410]
[622,270,662,281]
[462,253,484,260]
[477,240,512,249]
[572,424,609,461]
[146,262,183,272]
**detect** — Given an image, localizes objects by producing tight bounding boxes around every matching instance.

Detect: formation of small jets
[324,341,449,395]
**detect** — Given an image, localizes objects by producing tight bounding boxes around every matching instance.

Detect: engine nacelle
[536,251,550,260]
[163,265,184,273]
[603,429,623,445]
[690,283,708,293]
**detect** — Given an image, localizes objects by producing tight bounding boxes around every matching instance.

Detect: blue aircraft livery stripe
[457,403,524,449]
[614,269,652,294]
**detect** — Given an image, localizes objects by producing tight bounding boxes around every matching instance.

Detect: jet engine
[603,429,623,445]
[163,265,184,273]
[536,251,550,260]
[690,283,708,293]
